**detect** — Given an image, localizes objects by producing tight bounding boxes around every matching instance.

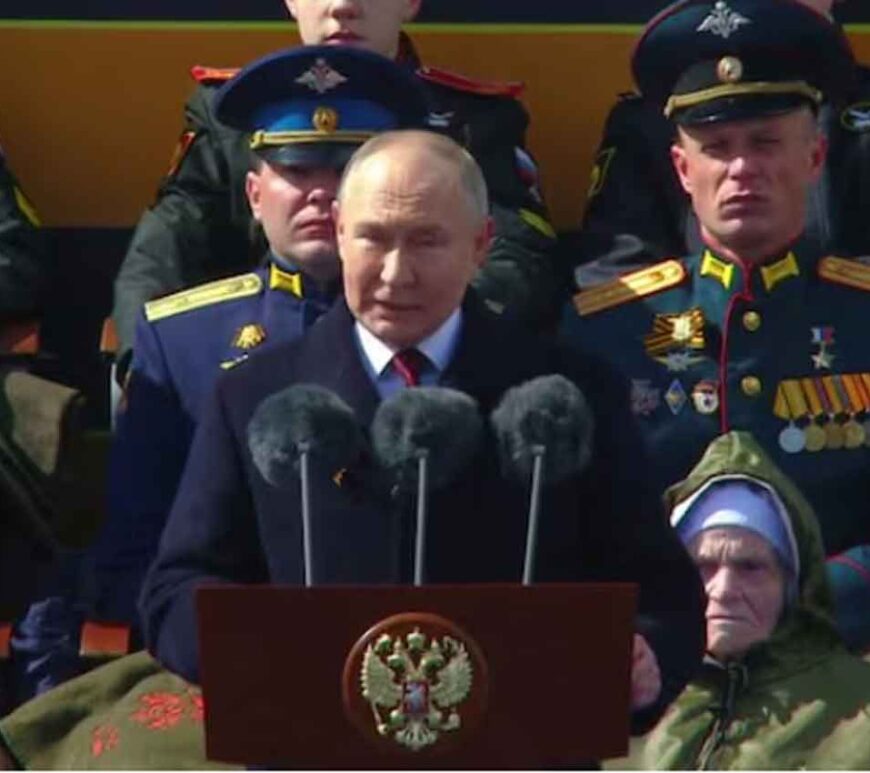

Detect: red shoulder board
[190,65,240,84]
[416,65,524,98]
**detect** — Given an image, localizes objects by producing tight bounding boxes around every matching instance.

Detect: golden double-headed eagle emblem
[361,628,473,751]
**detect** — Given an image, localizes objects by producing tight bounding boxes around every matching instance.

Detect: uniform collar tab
[760,251,800,292]
[699,249,735,289]
[269,262,303,298]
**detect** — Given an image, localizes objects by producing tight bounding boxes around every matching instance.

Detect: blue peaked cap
[215,45,429,167]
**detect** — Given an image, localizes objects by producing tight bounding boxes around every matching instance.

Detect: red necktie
[391,348,428,387]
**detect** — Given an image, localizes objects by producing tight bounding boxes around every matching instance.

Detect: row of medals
[779,419,867,454]
[775,376,870,454]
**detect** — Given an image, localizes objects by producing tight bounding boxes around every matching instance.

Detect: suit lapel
[296,300,381,425]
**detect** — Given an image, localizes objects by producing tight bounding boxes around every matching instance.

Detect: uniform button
[742,311,761,332]
[741,376,762,397]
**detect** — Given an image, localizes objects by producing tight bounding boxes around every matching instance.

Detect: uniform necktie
[391,348,428,387]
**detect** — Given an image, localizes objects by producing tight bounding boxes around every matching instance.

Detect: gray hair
[336,130,489,226]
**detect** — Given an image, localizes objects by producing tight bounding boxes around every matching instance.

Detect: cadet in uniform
[9,46,427,702]
[560,0,870,648]
[576,0,870,279]
[111,0,558,362]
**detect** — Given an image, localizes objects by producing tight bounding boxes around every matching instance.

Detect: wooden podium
[197,583,637,769]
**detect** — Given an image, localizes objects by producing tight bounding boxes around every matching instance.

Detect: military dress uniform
[561,0,870,648]
[112,33,558,359]
[563,246,870,560]
[578,43,870,278]
[97,261,337,625]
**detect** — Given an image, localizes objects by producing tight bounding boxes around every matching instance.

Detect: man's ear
[285,0,298,21]
[670,141,692,196]
[473,216,494,268]
[809,131,828,183]
[404,0,422,23]
[246,170,263,221]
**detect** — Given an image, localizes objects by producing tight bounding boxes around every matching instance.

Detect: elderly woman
[632,431,870,770]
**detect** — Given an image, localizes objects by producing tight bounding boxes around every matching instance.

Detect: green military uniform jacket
[624,432,870,770]
[111,35,558,358]
[559,246,870,560]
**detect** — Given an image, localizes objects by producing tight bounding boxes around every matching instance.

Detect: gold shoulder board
[145,273,262,322]
[573,259,686,317]
[818,256,870,292]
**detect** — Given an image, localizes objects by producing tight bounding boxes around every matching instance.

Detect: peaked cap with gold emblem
[632,0,855,126]
[215,46,428,167]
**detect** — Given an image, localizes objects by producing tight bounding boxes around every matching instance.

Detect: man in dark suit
[141,130,705,734]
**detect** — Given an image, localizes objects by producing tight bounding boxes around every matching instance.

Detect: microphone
[370,387,483,585]
[490,374,595,584]
[248,384,364,586]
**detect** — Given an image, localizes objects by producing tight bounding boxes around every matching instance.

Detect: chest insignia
[644,308,706,370]
[810,326,835,370]
[630,379,661,417]
[664,379,688,415]
[232,324,267,351]
[691,380,720,415]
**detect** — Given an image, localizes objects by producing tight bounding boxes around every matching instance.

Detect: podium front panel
[197,583,636,769]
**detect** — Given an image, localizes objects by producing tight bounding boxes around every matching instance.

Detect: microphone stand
[413,449,429,587]
[298,441,314,587]
[522,444,546,586]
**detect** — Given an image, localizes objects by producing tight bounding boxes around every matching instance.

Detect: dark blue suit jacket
[141,294,705,730]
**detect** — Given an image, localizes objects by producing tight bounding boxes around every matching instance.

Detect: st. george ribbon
[490,374,595,584]
[247,384,364,586]
[370,387,483,586]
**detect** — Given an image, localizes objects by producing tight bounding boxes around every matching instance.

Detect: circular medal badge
[342,612,488,756]
[843,420,866,449]
[825,421,845,451]
[778,424,805,454]
[804,423,827,453]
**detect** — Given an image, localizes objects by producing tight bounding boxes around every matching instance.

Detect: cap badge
[841,103,870,133]
[697,1,751,39]
[312,106,340,133]
[295,58,348,94]
[717,56,744,84]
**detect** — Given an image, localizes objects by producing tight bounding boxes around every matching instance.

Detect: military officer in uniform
[111,0,558,363]
[560,0,870,648]
[8,46,427,703]
[575,0,870,282]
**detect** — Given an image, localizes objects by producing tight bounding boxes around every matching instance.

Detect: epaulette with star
[145,272,262,322]
[416,65,524,98]
[572,259,687,317]
[818,256,870,292]
[190,65,240,84]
